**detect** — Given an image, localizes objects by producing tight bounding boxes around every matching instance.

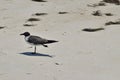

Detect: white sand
[0,0,120,80]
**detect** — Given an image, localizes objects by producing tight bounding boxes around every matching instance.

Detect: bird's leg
[33,46,36,54]
[34,46,36,53]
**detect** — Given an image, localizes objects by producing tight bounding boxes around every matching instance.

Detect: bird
[20,32,58,54]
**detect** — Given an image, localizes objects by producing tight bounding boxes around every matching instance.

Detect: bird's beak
[20,33,24,35]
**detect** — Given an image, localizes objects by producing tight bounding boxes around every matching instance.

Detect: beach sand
[0,0,120,80]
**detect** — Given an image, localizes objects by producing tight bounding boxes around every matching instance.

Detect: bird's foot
[31,52,36,54]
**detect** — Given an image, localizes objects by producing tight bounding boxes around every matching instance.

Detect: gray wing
[28,36,48,45]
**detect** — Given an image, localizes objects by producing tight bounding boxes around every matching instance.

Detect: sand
[0,0,120,80]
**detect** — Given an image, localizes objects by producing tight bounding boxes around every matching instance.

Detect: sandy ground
[0,0,120,80]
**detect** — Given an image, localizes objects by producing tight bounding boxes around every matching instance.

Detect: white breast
[24,36,34,45]
[25,36,30,42]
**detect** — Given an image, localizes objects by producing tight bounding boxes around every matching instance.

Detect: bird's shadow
[19,52,54,58]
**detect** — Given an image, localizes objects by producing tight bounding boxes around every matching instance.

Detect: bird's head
[20,32,30,37]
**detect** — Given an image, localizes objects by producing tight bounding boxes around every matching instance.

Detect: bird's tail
[46,40,58,44]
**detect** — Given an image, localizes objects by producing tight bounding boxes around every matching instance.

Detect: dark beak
[20,33,24,35]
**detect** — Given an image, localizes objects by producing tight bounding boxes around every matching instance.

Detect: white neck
[25,36,30,41]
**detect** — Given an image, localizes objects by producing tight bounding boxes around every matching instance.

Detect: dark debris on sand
[33,13,48,16]
[87,1,106,7]
[105,13,113,16]
[27,18,40,22]
[103,0,120,5]
[105,20,120,25]
[55,63,60,65]
[92,10,113,16]
[58,12,68,14]
[82,28,104,32]
[0,26,5,29]
[23,24,35,27]
[31,0,47,2]
[92,10,102,16]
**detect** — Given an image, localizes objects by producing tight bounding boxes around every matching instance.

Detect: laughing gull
[20,32,58,54]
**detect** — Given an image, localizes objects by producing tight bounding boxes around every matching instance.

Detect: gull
[20,32,58,54]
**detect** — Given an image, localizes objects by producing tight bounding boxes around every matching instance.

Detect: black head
[20,32,30,37]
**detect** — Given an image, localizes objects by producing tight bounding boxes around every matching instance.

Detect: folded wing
[28,36,58,45]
